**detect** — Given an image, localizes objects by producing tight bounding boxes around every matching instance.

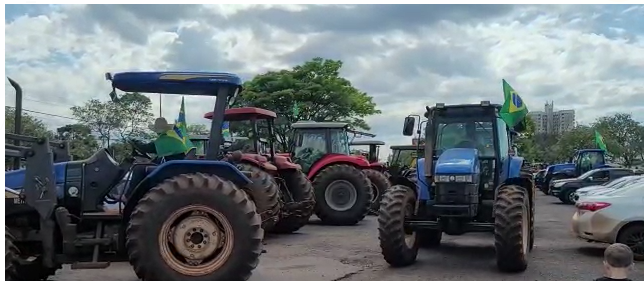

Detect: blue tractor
[5,72,265,281]
[378,101,535,273]
[542,149,608,193]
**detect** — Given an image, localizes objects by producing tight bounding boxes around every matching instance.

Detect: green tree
[5,106,53,138]
[55,124,99,159]
[554,125,595,162]
[187,124,209,136]
[234,57,381,151]
[514,116,539,162]
[114,92,154,141]
[71,100,121,147]
[593,113,642,166]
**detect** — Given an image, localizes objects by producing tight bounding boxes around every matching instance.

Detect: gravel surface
[52,193,643,281]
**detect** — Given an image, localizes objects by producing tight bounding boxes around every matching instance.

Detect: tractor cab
[388,144,424,176]
[204,107,301,172]
[349,139,385,164]
[545,149,607,185]
[290,121,357,174]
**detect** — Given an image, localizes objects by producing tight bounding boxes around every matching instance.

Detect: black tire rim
[624,230,644,256]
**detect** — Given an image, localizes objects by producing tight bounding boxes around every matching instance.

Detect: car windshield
[435,120,495,157]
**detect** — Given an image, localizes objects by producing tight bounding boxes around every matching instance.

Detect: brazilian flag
[595,130,608,152]
[175,97,195,151]
[500,79,529,127]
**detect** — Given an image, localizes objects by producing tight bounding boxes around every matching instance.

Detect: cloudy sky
[5,4,644,156]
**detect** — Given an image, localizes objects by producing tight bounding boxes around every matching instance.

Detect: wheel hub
[172,215,221,261]
[325,180,358,212]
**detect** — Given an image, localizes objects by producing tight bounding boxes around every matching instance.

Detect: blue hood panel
[548,163,574,173]
[435,148,479,175]
[5,163,67,198]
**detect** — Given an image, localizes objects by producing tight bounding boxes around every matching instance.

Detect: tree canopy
[233,57,380,151]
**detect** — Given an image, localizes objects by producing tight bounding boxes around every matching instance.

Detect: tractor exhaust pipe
[8,77,23,170]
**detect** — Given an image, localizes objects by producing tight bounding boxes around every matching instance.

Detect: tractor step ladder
[70,211,121,270]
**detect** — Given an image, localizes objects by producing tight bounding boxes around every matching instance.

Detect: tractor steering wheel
[127,139,152,160]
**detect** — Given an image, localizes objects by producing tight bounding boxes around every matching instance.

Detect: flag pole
[159,94,162,117]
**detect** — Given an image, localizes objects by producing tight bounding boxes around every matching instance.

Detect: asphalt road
[53,193,643,281]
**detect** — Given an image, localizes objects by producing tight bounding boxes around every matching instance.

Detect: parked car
[571,182,644,261]
[575,175,644,201]
[550,167,635,204]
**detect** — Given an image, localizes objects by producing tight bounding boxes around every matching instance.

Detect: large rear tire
[313,164,372,225]
[378,185,419,267]
[363,169,391,215]
[494,185,531,273]
[126,173,263,281]
[236,163,281,230]
[5,226,57,281]
[520,170,536,251]
[270,170,315,234]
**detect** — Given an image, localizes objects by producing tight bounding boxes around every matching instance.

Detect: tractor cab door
[293,129,328,174]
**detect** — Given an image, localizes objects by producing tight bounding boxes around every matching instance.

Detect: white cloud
[5,4,644,159]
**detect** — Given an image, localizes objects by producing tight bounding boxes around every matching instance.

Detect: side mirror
[403,117,415,136]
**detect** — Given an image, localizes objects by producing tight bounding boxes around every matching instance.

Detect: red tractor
[204,108,315,234]
[349,138,390,211]
[287,121,390,225]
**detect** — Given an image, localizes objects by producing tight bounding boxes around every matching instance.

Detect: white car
[575,175,644,200]
[571,182,644,260]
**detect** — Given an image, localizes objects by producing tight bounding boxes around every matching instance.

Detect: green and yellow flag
[500,79,529,127]
[595,130,608,152]
[175,97,195,151]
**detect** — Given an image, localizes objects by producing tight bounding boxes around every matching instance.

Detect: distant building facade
[528,101,575,135]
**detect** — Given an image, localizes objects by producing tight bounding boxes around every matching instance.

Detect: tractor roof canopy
[108,71,242,96]
[204,107,277,121]
[291,121,349,129]
[350,140,385,146]
[390,145,424,151]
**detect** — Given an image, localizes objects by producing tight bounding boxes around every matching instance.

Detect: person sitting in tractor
[133,117,189,163]
[122,118,189,203]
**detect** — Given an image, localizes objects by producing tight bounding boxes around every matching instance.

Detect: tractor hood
[434,148,479,175]
[5,162,67,198]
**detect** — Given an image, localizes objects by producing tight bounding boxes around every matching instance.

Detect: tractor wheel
[5,226,57,281]
[312,164,372,226]
[236,163,281,231]
[417,229,442,248]
[494,184,531,273]
[126,173,263,281]
[270,170,315,234]
[520,170,536,251]
[378,185,419,267]
[363,169,391,215]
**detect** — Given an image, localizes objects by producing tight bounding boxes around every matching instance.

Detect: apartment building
[527,101,575,135]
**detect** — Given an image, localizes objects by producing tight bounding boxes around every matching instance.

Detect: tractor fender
[307,154,370,178]
[240,154,277,171]
[499,156,534,206]
[389,175,418,198]
[122,160,251,223]
[271,155,301,171]
[415,158,432,200]
[507,156,525,179]
[119,160,252,250]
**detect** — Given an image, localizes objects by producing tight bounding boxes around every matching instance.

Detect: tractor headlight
[435,174,474,183]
